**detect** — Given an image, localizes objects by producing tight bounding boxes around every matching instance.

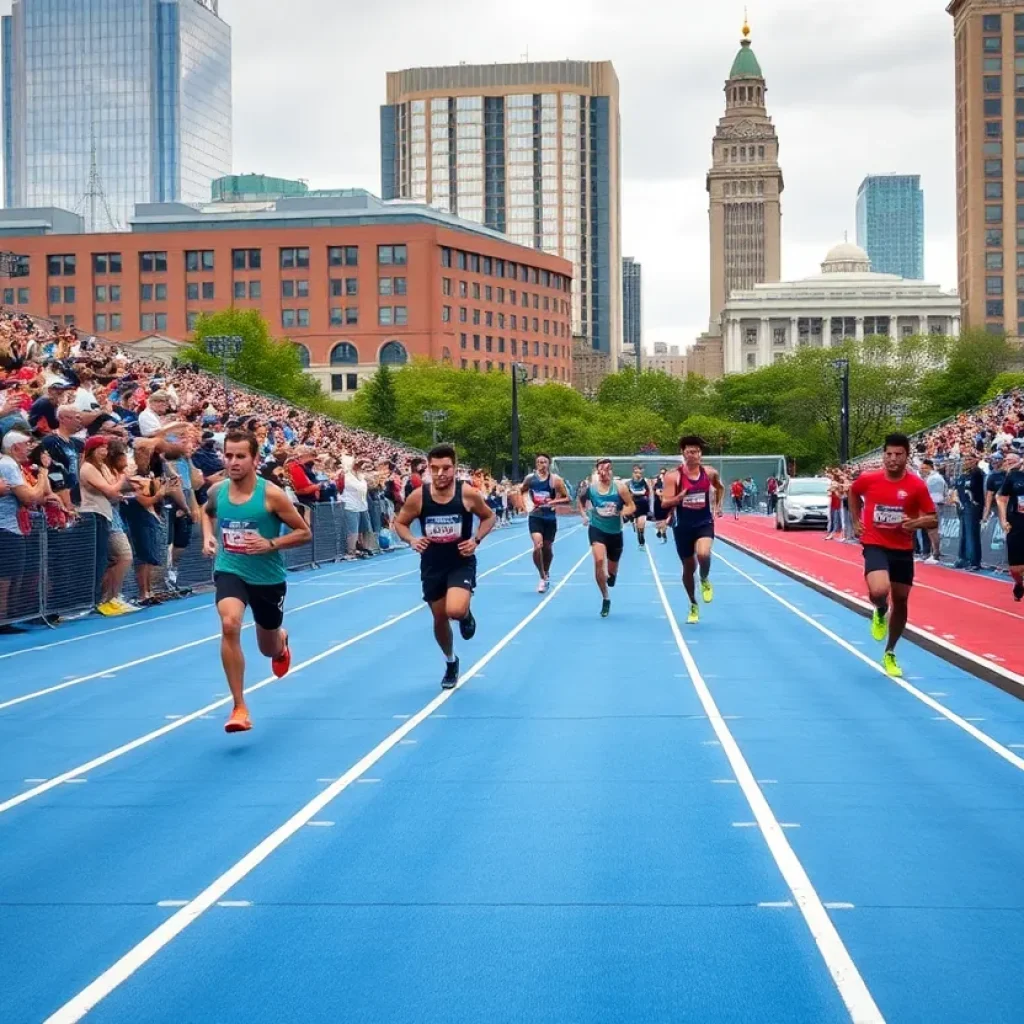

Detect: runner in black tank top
[520,453,569,594]
[659,435,725,625]
[394,444,496,689]
[653,468,670,542]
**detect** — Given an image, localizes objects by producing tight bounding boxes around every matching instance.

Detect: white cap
[2,431,31,453]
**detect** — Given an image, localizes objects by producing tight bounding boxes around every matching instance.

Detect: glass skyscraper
[381,61,622,356]
[622,256,641,353]
[855,175,924,280]
[2,0,231,232]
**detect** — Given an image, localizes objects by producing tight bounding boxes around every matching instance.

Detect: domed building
[720,240,961,374]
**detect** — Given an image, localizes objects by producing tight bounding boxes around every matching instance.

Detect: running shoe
[1013,580,1024,602]
[882,650,902,678]
[870,608,887,642]
[600,598,611,618]
[608,573,617,588]
[225,706,252,733]
[442,657,460,690]
[537,578,549,594]
[96,601,122,617]
[701,579,714,604]
[112,597,140,614]
[272,631,291,678]
[459,610,477,641]
[639,535,645,548]
[687,603,699,624]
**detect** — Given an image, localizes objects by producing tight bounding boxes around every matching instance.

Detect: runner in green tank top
[201,430,311,734]
[577,458,636,619]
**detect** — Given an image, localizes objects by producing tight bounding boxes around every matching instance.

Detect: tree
[362,364,399,438]
[983,371,1024,403]
[181,308,323,408]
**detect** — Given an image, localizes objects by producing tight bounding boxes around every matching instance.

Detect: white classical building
[722,242,961,374]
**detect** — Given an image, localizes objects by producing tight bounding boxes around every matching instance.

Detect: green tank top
[212,476,287,585]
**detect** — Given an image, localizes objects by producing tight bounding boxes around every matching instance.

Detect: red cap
[83,436,109,455]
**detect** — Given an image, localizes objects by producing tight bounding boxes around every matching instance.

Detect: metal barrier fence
[0,496,395,630]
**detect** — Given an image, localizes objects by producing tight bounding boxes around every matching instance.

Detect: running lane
[44,529,856,1024]
[717,515,1024,677]
[650,538,1024,1024]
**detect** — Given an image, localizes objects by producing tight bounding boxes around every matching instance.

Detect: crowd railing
[0,496,396,630]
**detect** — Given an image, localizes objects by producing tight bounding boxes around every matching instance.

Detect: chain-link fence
[0,500,400,630]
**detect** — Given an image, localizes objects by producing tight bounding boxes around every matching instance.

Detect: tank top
[79,464,114,522]
[526,473,557,520]
[419,481,474,571]
[628,478,649,501]
[586,482,625,535]
[212,476,287,585]
[674,466,713,529]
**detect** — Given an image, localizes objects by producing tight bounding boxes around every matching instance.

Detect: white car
[775,477,831,531]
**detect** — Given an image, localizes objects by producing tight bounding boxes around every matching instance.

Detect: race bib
[681,492,707,509]
[424,514,462,542]
[531,490,551,506]
[873,504,904,527]
[221,518,260,553]
[595,503,619,518]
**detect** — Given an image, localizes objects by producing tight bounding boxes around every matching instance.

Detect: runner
[996,452,1024,602]
[578,458,635,618]
[652,468,670,542]
[201,430,312,733]
[848,432,938,677]
[660,436,725,625]
[729,478,744,520]
[393,444,496,689]
[626,465,651,548]
[520,453,569,593]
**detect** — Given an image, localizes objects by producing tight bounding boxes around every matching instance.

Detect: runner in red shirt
[729,479,745,519]
[849,433,938,678]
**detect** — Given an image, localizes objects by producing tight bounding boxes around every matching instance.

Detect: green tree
[181,308,323,408]
[983,370,1024,402]
[361,364,399,438]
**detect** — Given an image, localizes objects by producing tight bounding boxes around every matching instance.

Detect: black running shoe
[608,573,617,588]
[442,657,460,689]
[459,610,477,640]
[1014,581,1024,602]
[601,598,611,618]
[639,535,645,548]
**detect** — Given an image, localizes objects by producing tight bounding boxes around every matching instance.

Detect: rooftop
[729,23,763,80]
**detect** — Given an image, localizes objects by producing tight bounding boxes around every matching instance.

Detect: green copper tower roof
[730,21,763,79]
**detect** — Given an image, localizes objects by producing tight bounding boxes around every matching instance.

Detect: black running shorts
[674,523,715,560]
[528,516,557,545]
[632,498,650,520]
[862,544,915,587]
[589,526,624,563]
[422,557,477,604]
[215,571,287,630]
[1007,525,1024,567]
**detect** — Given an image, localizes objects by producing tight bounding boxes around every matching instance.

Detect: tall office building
[856,175,925,279]
[949,1,1024,335]
[381,61,622,356]
[2,0,231,232]
[706,21,784,331]
[622,256,642,356]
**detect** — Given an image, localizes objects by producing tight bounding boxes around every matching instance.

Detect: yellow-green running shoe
[870,608,887,642]
[701,578,714,603]
[882,650,902,678]
[687,603,699,624]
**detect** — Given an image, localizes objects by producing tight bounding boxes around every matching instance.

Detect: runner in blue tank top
[659,435,725,625]
[626,465,652,548]
[519,454,569,594]
[578,458,636,618]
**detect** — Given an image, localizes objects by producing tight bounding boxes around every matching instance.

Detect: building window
[249,281,261,299]
[202,282,215,300]
[16,288,28,305]
[986,57,1003,72]
[473,309,481,325]
[987,120,1003,138]
[95,314,107,332]
[346,308,358,325]
[985,36,1003,53]
[280,247,310,269]
[379,307,393,326]
[234,281,246,300]
[441,247,452,268]
[984,14,1002,32]
[984,141,1004,157]
[472,283,481,300]
[985,75,1003,94]
[442,306,452,322]
[986,204,1004,222]
[986,97,1003,116]
[987,251,1005,269]
[330,342,359,365]
[110,285,121,302]
[47,254,76,277]
[95,286,107,302]
[187,312,200,331]
[330,308,343,326]
[379,340,408,365]
[378,245,407,266]
[232,248,261,270]
[140,251,167,273]
[110,313,121,331]
[987,276,1005,294]
[987,181,1005,199]
[987,229,1004,247]
[185,250,214,272]
[442,277,452,296]
[460,333,467,350]
[92,252,121,274]
[282,309,296,328]
[187,283,199,301]
[292,343,310,367]
[140,313,167,332]
[328,246,358,266]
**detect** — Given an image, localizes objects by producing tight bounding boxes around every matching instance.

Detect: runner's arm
[996,492,1012,533]
[577,485,590,522]
[462,485,497,548]
[618,482,636,519]
[708,468,726,515]
[659,472,684,510]
[262,483,312,550]
[848,485,864,536]
[550,474,572,506]
[393,487,427,550]
[201,482,222,556]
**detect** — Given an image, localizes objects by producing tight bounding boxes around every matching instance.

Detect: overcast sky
[3,0,958,353]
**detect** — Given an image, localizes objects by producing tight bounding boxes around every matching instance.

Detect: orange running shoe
[224,706,252,733]
[272,630,291,678]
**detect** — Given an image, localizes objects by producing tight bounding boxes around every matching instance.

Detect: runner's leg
[216,596,247,711]
[591,540,609,599]
[255,624,286,660]
[530,527,545,580]
[682,555,698,605]
[887,582,911,651]
[865,568,891,616]
[696,535,713,583]
[430,596,454,657]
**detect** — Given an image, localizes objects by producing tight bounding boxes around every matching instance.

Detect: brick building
[0,191,573,398]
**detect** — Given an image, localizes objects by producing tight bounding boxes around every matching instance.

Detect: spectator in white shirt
[922,459,947,564]
[341,464,369,559]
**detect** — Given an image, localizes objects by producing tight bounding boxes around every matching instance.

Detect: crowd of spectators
[0,307,429,629]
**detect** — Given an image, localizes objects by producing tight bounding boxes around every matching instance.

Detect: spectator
[921,459,947,565]
[79,435,127,612]
[953,454,985,571]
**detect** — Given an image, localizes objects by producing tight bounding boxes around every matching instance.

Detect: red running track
[716,515,1024,682]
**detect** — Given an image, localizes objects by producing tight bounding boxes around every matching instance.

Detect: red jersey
[850,471,935,551]
[730,481,744,499]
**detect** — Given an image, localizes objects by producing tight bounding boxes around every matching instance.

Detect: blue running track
[2,522,1023,1023]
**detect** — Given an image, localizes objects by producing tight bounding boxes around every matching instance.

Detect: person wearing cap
[79,435,132,614]
[0,430,51,627]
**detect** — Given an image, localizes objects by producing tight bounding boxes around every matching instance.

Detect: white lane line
[647,545,884,1024]
[717,552,1024,775]
[0,539,567,819]
[759,901,794,908]
[825,902,856,910]
[305,821,334,828]
[156,900,188,908]
[42,548,591,1024]
[215,900,251,908]
[0,567,421,714]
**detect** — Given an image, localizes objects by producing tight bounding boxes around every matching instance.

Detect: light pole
[511,362,528,483]
[206,335,243,415]
[831,358,850,465]
[422,409,448,445]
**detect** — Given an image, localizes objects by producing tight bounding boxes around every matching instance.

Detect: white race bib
[681,492,707,509]
[873,504,904,527]
[424,514,462,543]
[221,519,260,553]
[595,503,619,518]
